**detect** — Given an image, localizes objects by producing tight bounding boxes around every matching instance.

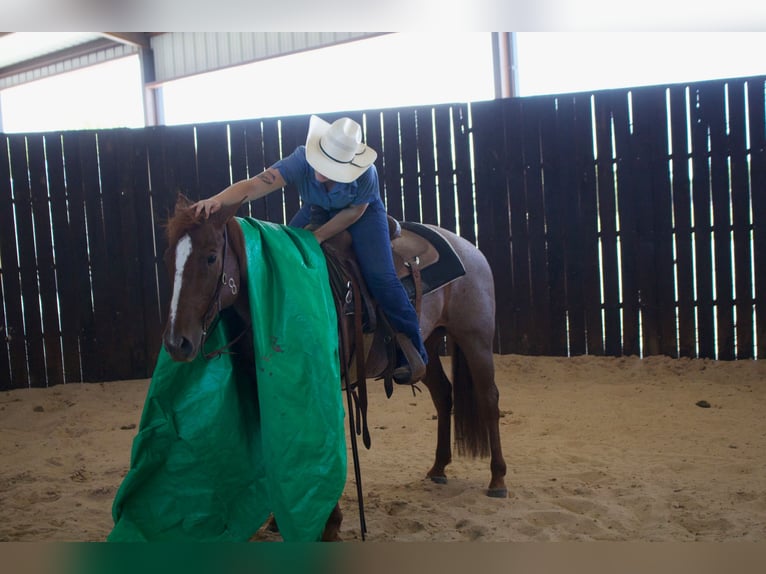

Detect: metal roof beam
[99,33,152,51]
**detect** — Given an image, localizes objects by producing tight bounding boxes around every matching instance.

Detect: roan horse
[161,194,507,540]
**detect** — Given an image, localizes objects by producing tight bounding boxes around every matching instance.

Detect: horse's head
[162,194,243,362]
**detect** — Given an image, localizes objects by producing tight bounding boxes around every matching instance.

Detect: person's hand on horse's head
[193,198,222,219]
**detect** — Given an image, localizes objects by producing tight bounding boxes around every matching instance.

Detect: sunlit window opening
[515,32,766,96]
[0,55,144,133]
[159,33,496,125]
[1,33,765,132]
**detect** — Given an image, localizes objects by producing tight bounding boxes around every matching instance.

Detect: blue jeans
[290,200,427,364]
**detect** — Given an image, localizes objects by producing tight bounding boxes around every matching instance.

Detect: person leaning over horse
[193,115,427,384]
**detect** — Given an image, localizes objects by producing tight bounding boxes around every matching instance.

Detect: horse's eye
[207,254,217,265]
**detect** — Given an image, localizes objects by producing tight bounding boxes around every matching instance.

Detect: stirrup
[393,333,426,384]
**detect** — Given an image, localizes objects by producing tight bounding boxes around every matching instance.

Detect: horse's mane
[165,204,204,247]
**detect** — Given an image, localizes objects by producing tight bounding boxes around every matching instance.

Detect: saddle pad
[397,222,466,301]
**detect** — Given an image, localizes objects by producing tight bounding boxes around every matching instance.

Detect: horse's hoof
[486,487,508,498]
[429,475,448,485]
[321,533,342,542]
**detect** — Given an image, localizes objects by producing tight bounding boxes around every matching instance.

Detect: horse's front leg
[320,503,343,541]
[422,336,453,484]
[258,503,343,541]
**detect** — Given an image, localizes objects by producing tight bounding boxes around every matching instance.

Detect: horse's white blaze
[168,235,192,336]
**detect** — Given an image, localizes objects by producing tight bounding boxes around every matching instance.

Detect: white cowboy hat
[305,115,378,183]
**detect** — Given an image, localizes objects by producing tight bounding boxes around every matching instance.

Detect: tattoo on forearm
[257,171,276,185]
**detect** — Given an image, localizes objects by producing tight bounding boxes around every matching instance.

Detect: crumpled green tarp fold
[108,218,345,542]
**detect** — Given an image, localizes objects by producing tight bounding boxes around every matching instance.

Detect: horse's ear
[209,199,243,229]
[175,193,194,210]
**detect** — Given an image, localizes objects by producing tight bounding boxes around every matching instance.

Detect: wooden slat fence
[1,75,764,389]
[473,75,766,361]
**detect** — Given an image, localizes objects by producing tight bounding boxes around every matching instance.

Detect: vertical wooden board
[414,107,438,225]
[630,88,661,356]
[161,124,199,203]
[78,131,113,381]
[593,93,622,356]
[453,105,476,243]
[145,126,181,321]
[727,79,754,359]
[540,97,569,356]
[381,110,403,220]
[506,100,532,354]
[689,85,716,359]
[28,135,65,386]
[0,135,27,388]
[520,97,552,354]
[195,122,232,198]
[747,78,766,359]
[631,87,667,357]
[399,108,421,222]
[433,106,456,232]
[0,259,9,388]
[612,92,641,356]
[120,130,153,379]
[361,111,385,219]
[573,94,603,356]
[228,121,249,183]
[471,99,512,353]
[127,129,164,375]
[92,131,126,379]
[0,141,10,384]
[143,126,170,219]
[553,95,586,354]
[645,88,679,358]
[363,110,384,175]
[44,134,81,382]
[243,120,268,220]
[95,130,135,379]
[279,116,309,222]
[668,85,696,358]
[8,135,46,387]
[61,131,95,382]
[703,82,735,360]
[260,118,286,223]
[99,129,152,379]
[227,121,251,219]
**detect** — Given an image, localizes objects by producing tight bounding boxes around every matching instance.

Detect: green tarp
[108,218,346,542]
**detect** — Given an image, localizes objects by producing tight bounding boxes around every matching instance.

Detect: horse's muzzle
[163,333,198,362]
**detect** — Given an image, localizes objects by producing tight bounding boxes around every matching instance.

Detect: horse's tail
[452,343,491,459]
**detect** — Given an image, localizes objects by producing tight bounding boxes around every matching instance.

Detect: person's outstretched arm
[193,167,286,218]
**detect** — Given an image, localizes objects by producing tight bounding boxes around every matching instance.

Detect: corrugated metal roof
[0,32,104,68]
[0,43,138,90]
[150,32,383,84]
[0,32,385,91]
[0,32,145,90]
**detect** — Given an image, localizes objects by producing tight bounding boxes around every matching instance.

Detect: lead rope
[323,246,368,541]
[334,279,368,541]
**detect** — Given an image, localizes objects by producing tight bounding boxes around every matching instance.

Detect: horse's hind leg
[454,337,508,498]
[422,334,453,484]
